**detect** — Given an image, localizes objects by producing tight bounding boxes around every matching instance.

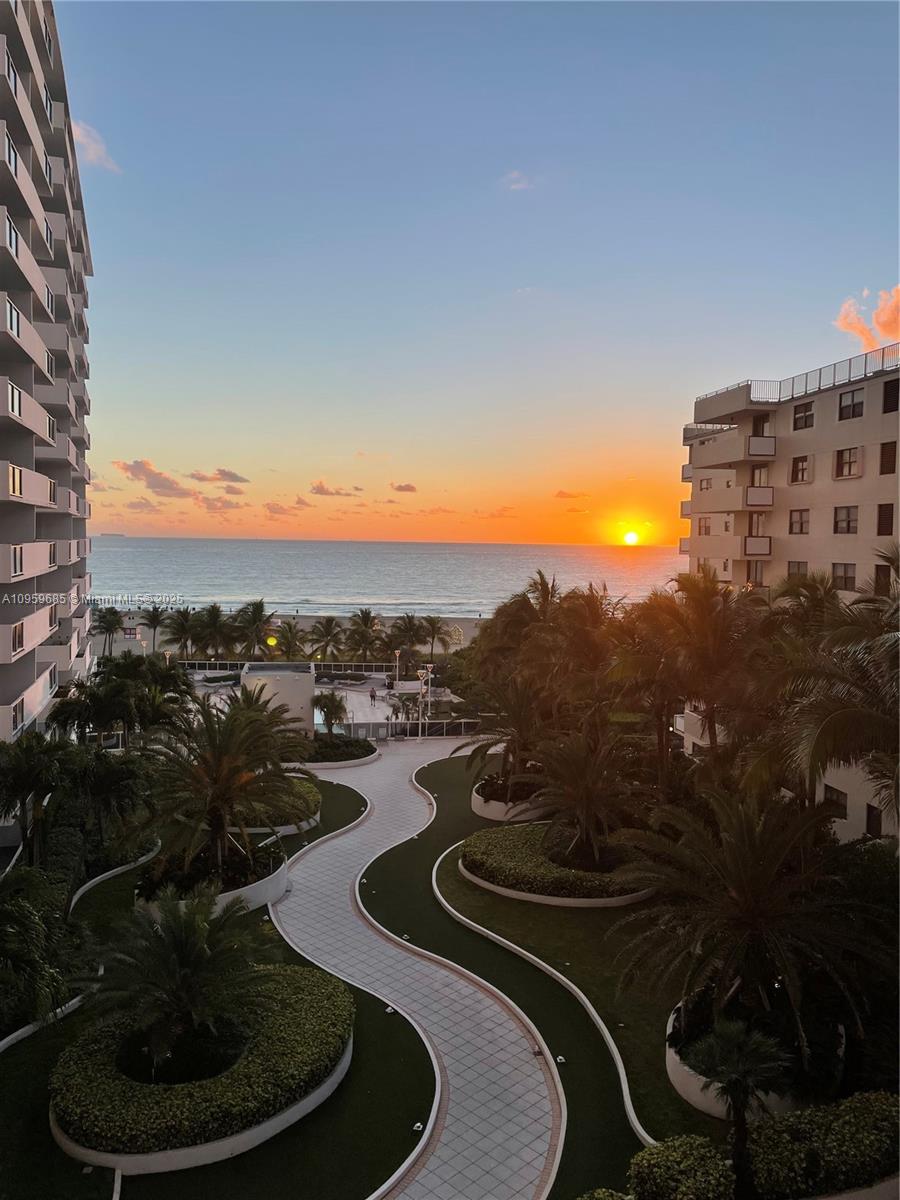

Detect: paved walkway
[271,741,559,1200]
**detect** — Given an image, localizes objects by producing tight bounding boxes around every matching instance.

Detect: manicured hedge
[277,778,321,823]
[749,1091,898,1199]
[627,1136,734,1200]
[575,1191,628,1200]
[51,965,354,1154]
[307,735,375,763]
[460,823,633,899]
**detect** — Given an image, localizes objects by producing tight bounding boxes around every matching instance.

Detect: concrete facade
[0,0,91,740]
[241,661,316,731]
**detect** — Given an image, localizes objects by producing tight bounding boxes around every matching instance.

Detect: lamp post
[425,663,434,715]
[393,648,400,688]
[416,668,427,741]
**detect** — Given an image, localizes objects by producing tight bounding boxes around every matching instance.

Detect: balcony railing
[697,341,899,404]
[743,535,772,557]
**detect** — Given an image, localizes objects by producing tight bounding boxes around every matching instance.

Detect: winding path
[271,741,562,1200]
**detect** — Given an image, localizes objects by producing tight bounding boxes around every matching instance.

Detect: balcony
[0,540,56,581]
[680,499,691,518]
[0,377,55,443]
[694,533,742,561]
[35,428,76,467]
[691,431,776,470]
[0,208,54,317]
[745,485,774,508]
[1,460,56,507]
[743,535,772,557]
[34,379,76,418]
[69,604,90,642]
[0,122,51,233]
[678,536,690,555]
[681,463,692,482]
[0,662,57,740]
[675,705,728,752]
[0,603,57,664]
[0,292,54,382]
[36,628,78,674]
[76,537,90,558]
[56,486,88,517]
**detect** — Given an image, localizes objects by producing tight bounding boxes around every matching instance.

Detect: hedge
[627,1136,734,1200]
[749,1091,898,1199]
[460,823,633,899]
[278,778,321,823]
[306,735,375,763]
[575,1191,629,1200]
[51,965,354,1154]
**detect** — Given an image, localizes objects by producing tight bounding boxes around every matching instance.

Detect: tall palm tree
[421,615,451,660]
[0,868,67,1021]
[389,613,425,674]
[684,1020,790,1200]
[275,619,309,661]
[0,732,64,866]
[233,599,276,660]
[87,886,276,1075]
[609,790,888,1063]
[91,606,124,656]
[137,605,166,653]
[161,606,197,659]
[309,615,344,662]
[48,676,140,750]
[315,690,349,737]
[524,569,561,621]
[191,604,236,661]
[345,608,383,664]
[454,678,544,800]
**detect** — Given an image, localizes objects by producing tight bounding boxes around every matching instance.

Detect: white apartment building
[0,0,92,741]
[678,343,899,841]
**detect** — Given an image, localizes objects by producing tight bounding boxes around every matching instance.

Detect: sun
[623,531,639,545]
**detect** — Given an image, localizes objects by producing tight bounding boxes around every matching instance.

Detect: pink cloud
[310,479,353,497]
[189,467,249,484]
[390,481,417,493]
[72,120,121,173]
[554,489,590,499]
[113,459,194,498]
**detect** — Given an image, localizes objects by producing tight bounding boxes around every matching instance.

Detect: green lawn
[0,782,435,1200]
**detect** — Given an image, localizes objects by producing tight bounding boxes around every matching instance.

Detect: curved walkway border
[67,840,161,914]
[458,858,655,908]
[270,743,563,1200]
[432,836,656,1149]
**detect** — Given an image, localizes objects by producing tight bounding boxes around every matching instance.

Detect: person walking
[369,686,377,708]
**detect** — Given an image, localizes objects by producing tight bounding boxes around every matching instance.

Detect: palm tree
[421,615,451,660]
[345,608,382,664]
[233,599,276,660]
[161,606,197,659]
[91,606,124,656]
[309,615,344,662]
[275,619,308,661]
[609,790,887,1064]
[48,676,140,750]
[315,690,348,737]
[137,605,166,653]
[683,1020,790,1200]
[524,569,561,621]
[224,683,311,753]
[143,701,308,875]
[389,613,425,674]
[0,868,67,1021]
[454,678,543,801]
[87,886,276,1076]
[66,747,150,846]
[0,732,65,865]
[191,604,236,661]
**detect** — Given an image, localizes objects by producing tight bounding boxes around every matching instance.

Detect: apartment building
[0,0,91,742]
[677,342,899,841]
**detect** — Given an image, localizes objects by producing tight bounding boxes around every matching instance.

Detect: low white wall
[470,784,546,823]
[230,814,320,837]
[144,858,289,918]
[68,841,161,915]
[49,1034,353,1175]
[664,1007,794,1119]
[458,859,654,909]
[305,748,380,771]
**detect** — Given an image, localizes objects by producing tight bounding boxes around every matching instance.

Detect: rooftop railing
[697,341,899,404]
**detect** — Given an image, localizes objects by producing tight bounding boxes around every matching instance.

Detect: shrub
[44,793,86,892]
[749,1091,899,1199]
[135,842,284,901]
[286,778,321,821]
[307,735,375,763]
[51,965,354,1154]
[627,1136,734,1200]
[460,824,635,899]
[575,1191,629,1200]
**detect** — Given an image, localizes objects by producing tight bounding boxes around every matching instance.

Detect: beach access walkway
[270,741,560,1200]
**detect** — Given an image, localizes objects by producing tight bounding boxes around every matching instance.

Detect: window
[884,378,899,413]
[43,21,53,60]
[749,512,766,536]
[6,299,19,337]
[5,132,17,175]
[10,697,24,734]
[787,561,808,578]
[44,285,53,316]
[49,664,57,692]
[48,478,56,504]
[752,414,770,436]
[793,401,814,430]
[832,562,856,591]
[48,541,56,568]
[11,621,24,654]
[5,50,18,96]
[46,414,56,442]
[722,559,729,573]
[10,544,23,577]
[124,627,137,640]
[833,505,858,534]
[44,350,53,379]
[723,519,731,532]
[838,388,864,420]
[880,441,897,475]
[874,564,892,596]
[751,465,769,485]
[747,561,764,585]
[866,804,883,839]
[697,517,711,536]
[835,447,859,478]
[790,455,809,483]
[7,382,21,416]
[43,153,52,185]
[44,219,53,250]
[877,503,894,537]
[5,214,18,257]
[823,784,848,819]
[43,85,53,123]
[699,477,712,491]
[789,508,809,534]
[8,465,21,496]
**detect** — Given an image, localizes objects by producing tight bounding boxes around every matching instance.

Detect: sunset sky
[58,2,898,545]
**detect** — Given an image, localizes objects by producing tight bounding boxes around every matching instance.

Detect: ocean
[88,537,682,618]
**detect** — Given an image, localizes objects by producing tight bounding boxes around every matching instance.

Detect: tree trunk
[655,711,668,786]
[706,704,718,750]
[731,1105,758,1200]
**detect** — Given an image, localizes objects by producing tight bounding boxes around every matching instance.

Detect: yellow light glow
[623,531,639,545]
[266,635,278,647]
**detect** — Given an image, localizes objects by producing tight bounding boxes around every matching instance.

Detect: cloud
[390,481,417,493]
[91,477,121,493]
[113,459,194,497]
[353,485,365,492]
[419,506,456,516]
[221,484,245,496]
[833,286,899,351]
[124,497,163,514]
[501,170,533,191]
[310,479,353,497]
[294,495,314,508]
[554,489,590,499]
[263,502,293,519]
[567,507,588,514]
[72,120,121,173]
[354,501,368,508]
[475,506,516,519]
[194,495,248,513]
[374,498,399,505]
[189,467,249,484]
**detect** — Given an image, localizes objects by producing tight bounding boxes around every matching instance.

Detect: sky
[56,1,899,545]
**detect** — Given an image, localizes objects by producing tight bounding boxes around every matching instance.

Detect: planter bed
[50,965,354,1174]
[142,857,289,917]
[459,824,653,907]
[470,781,547,823]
